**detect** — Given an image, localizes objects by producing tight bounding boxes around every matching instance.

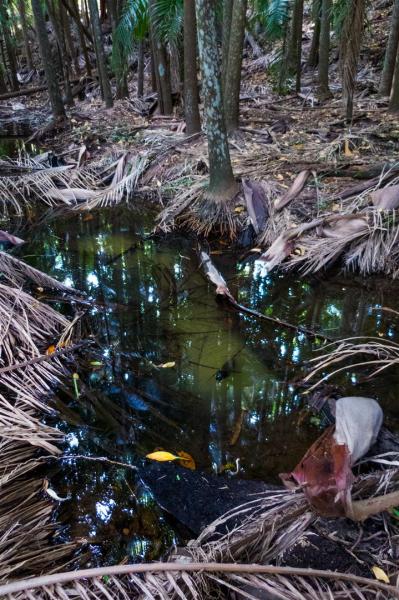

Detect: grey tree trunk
[184,0,201,134]
[379,0,399,96]
[0,1,18,91]
[149,0,173,115]
[47,0,74,106]
[389,47,399,111]
[18,0,33,70]
[71,0,92,76]
[221,0,233,89]
[31,0,65,118]
[195,0,237,201]
[318,0,332,99]
[308,0,321,67]
[137,40,144,97]
[340,0,365,122]
[61,3,80,75]
[87,0,113,107]
[224,0,247,132]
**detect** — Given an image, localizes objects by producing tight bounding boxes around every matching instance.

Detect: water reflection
[19,207,399,564]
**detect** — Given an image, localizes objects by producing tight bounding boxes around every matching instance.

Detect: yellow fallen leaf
[158,361,176,369]
[234,205,245,213]
[146,451,181,462]
[177,451,196,470]
[371,566,390,583]
[276,173,284,180]
[46,344,56,356]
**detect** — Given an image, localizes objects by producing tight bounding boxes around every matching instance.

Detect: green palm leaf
[150,0,183,46]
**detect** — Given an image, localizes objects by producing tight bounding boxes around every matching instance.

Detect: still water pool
[16,207,399,566]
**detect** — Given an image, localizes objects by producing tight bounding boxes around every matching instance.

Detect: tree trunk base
[157,180,242,238]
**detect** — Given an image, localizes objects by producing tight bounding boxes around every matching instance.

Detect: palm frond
[251,0,292,40]
[150,0,183,46]
[112,0,148,78]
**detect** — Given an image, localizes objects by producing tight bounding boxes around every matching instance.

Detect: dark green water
[17,207,399,566]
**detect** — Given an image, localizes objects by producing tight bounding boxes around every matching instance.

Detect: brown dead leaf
[177,451,196,470]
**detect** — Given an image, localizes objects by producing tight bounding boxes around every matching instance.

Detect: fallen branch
[199,249,332,341]
[0,84,48,101]
[0,341,90,376]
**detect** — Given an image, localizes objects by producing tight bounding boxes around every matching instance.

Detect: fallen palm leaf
[274,170,310,211]
[146,451,189,462]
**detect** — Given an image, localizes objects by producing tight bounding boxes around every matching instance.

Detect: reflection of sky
[22,208,399,565]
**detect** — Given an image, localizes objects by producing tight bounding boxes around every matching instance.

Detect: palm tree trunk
[47,0,74,106]
[318,0,332,99]
[224,0,247,132]
[31,0,65,118]
[308,0,321,67]
[137,40,144,97]
[18,0,33,70]
[71,0,92,76]
[340,0,365,122]
[61,3,80,75]
[0,1,18,91]
[149,0,173,115]
[221,0,233,89]
[87,0,113,107]
[294,0,304,92]
[379,0,399,96]
[389,47,399,111]
[195,0,237,200]
[184,0,201,134]
[109,0,128,99]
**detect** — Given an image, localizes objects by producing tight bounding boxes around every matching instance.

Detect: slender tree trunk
[47,0,74,106]
[379,0,399,96]
[224,0,247,132]
[389,47,399,111]
[308,0,321,67]
[87,0,113,107]
[150,47,156,91]
[294,0,304,91]
[137,40,144,97]
[71,0,92,76]
[149,0,173,115]
[195,0,237,200]
[184,0,201,134]
[31,0,65,118]
[221,0,233,89]
[0,1,18,91]
[18,0,33,70]
[0,62,7,93]
[340,0,365,122]
[318,0,332,99]
[61,3,80,75]
[109,0,128,98]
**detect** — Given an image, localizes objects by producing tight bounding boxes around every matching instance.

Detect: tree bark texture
[308,0,321,67]
[195,0,237,200]
[0,0,18,91]
[149,0,173,115]
[379,0,399,96]
[318,0,332,99]
[221,0,233,90]
[224,0,247,132]
[18,0,33,70]
[340,0,365,122]
[184,0,201,134]
[31,0,66,118]
[137,40,144,97]
[87,0,113,107]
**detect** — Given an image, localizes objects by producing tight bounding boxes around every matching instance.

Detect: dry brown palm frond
[1,560,398,599]
[78,155,148,210]
[0,251,82,293]
[304,336,399,391]
[0,157,98,216]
